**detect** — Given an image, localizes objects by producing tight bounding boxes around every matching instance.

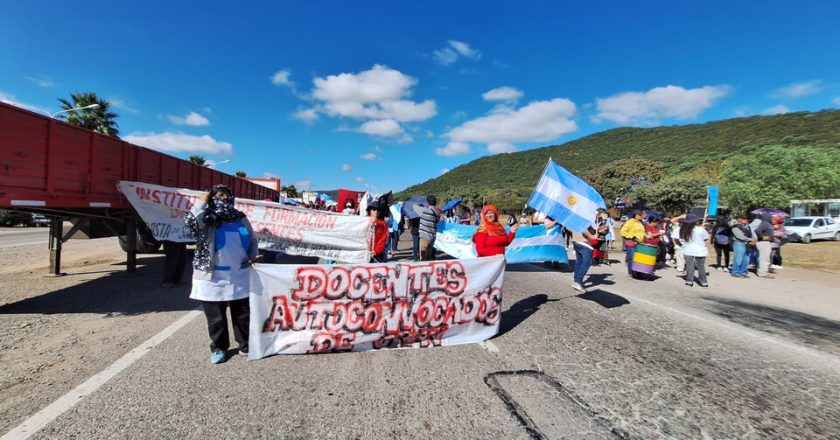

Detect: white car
[783,216,840,243]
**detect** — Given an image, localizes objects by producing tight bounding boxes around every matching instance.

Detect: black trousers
[201,298,249,352]
[162,241,187,283]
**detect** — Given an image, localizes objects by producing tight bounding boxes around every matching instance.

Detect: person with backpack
[712,220,732,271]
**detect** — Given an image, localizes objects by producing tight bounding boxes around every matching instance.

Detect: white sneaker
[571,282,586,293]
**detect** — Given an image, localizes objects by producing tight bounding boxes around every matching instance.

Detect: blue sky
[2,1,838,193]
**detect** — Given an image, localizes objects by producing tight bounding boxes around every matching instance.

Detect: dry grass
[781,241,840,274]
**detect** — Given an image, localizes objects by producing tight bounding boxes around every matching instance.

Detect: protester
[604,214,616,250]
[670,216,686,275]
[661,215,674,265]
[730,213,756,278]
[389,208,403,259]
[562,214,607,292]
[161,241,187,288]
[752,214,775,278]
[474,205,519,257]
[712,219,732,271]
[409,216,421,261]
[770,215,788,270]
[677,213,710,287]
[459,208,472,225]
[185,184,259,364]
[418,195,440,261]
[644,216,665,266]
[342,200,356,215]
[620,209,647,279]
[367,202,388,262]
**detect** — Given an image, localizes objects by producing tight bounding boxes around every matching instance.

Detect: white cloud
[433,40,482,66]
[436,141,471,157]
[761,104,791,115]
[360,152,382,161]
[123,132,232,155]
[593,84,731,126]
[770,80,822,99]
[167,111,210,126]
[109,98,139,114]
[341,163,352,172]
[0,91,50,115]
[293,107,319,123]
[358,119,403,137]
[440,168,450,175]
[483,86,523,102]
[355,176,365,183]
[271,69,294,87]
[304,65,436,140]
[294,179,312,191]
[439,98,578,156]
[831,97,840,107]
[24,75,54,88]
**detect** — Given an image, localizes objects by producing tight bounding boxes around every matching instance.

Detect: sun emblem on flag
[567,195,577,206]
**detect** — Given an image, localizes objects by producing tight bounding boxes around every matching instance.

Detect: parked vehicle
[783,216,840,243]
[31,214,50,227]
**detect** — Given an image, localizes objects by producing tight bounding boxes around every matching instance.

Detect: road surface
[1,237,838,439]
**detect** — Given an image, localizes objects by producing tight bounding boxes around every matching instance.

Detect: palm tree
[188,155,208,167]
[57,92,119,137]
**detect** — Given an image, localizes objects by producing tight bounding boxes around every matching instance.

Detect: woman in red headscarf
[474,205,519,257]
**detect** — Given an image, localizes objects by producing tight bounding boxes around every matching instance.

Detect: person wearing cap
[342,200,356,215]
[730,213,756,278]
[677,213,710,287]
[367,201,388,262]
[619,209,647,279]
[185,184,259,364]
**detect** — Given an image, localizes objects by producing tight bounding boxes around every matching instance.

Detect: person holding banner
[474,205,519,257]
[185,185,259,364]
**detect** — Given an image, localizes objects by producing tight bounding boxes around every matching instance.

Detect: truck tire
[118,234,161,253]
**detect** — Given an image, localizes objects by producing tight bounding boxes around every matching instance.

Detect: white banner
[117,181,372,263]
[249,255,506,357]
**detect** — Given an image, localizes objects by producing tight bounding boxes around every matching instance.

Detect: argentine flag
[528,160,606,233]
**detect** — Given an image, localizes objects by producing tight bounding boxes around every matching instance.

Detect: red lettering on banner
[291,267,327,300]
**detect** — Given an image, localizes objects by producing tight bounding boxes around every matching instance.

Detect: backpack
[714,226,730,246]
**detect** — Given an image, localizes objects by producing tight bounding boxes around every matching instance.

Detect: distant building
[790,199,840,219]
[246,177,281,192]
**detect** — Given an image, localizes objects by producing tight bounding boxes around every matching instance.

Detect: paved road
[0,228,49,249]
[7,247,840,439]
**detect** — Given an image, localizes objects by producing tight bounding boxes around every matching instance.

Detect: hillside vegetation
[396,110,840,213]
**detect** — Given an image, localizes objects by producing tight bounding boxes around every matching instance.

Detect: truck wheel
[118,233,161,253]
[801,233,811,244]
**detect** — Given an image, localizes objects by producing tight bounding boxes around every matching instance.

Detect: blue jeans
[732,241,748,276]
[573,242,593,284]
[412,234,420,261]
[625,244,636,275]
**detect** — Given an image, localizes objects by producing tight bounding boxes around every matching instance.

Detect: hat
[684,214,700,223]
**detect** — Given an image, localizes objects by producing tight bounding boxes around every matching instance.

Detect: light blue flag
[389,203,403,233]
[707,186,719,217]
[434,223,568,263]
[527,160,606,234]
[505,224,569,264]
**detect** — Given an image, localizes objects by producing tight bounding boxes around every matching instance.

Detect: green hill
[396,110,840,213]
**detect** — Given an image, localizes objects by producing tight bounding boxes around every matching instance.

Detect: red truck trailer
[0,101,279,274]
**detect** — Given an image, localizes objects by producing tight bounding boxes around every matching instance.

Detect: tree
[586,159,664,206]
[235,171,247,178]
[57,92,119,137]
[721,145,840,213]
[636,174,713,214]
[188,155,207,167]
[281,185,299,198]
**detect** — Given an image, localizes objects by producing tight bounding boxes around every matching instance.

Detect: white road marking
[480,341,500,352]
[1,308,202,440]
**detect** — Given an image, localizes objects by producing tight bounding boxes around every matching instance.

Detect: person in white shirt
[677,213,710,287]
